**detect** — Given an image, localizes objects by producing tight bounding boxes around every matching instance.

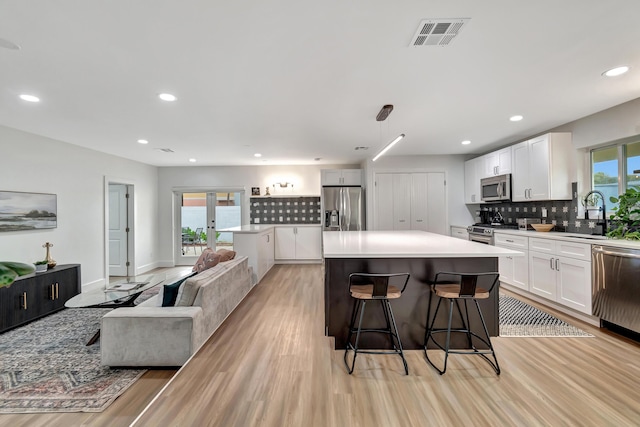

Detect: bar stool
[344,272,410,375]
[423,271,500,375]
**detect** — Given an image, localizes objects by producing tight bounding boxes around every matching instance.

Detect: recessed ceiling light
[461,140,471,145]
[19,94,40,103]
[602,66,629,77]
[188,158,196,163]
[158,93,177,102]
[254,153,262,158]
[510,115,524,122]
[137,139,149,144]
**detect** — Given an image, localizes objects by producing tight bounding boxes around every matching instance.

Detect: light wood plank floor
[3,264,640,426]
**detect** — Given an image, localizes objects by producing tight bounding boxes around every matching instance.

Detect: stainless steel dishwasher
[592,245,640,333]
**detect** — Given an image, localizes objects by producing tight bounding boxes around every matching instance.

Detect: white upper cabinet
[464,157,484,204]
[511,132,573,202]
[321,169,362,186]
[483,147,512,177]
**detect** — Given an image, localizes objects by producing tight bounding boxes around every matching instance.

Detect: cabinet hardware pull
[555,259,559,271]
[50,284,55,300]
[56,282,59,299]
[506,239,514,243]
[416,219,423,222]
[399,220,406,222]
[549,258,554,269]
[21,292,27,310]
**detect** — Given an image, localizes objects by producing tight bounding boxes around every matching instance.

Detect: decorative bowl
[531,223,554,232]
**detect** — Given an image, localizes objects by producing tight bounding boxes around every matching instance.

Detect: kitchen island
[323,230,522,349]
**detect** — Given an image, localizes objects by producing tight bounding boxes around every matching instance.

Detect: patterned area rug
[500,294,594,337]
[0,308,146,413]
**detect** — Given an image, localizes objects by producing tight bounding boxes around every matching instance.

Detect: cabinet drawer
[529,237,555,253]
[495,234,528,249]
[450,227,468,240]
[556,241,591,261]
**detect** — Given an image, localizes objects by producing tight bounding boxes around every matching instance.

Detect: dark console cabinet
[0,264,81,333]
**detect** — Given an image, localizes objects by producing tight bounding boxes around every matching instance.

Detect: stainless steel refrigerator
[321,186,365,231]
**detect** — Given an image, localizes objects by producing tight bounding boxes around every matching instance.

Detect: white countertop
[493,228,640,249]
[220,224,321,234]
[323,230,523,258]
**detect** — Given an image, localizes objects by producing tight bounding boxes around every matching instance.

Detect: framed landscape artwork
[0,191,57,232]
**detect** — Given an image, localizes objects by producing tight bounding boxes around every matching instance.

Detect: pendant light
[372,104,405,161]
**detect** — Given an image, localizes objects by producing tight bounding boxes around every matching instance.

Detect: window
[591,140,640,212]
[591,146,619,210]
[625,141,640,190]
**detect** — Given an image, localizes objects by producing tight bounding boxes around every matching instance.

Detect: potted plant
[607,186,640,240]
[0,262,36,287]
[34,260,48,273]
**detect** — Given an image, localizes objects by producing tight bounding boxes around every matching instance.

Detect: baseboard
[274,259,322,265]
[501,282,600,327]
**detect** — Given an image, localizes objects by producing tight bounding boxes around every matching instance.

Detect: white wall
[363,155,473,231]
[157,164,358,265]
[0,125,159,288]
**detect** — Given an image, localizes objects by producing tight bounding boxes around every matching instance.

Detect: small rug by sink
[499,294,594,337]
[0,308,145,413]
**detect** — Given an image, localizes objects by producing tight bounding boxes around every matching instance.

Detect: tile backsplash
[250,196,321,225]
[476,183,607,235]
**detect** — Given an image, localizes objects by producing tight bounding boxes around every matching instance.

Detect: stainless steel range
[467,223,519,245]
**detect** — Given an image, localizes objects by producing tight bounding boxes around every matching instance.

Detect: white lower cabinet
[494,234,529,291]
[528,238,592,314]
[233,228,275,285]
[275,226,322,261]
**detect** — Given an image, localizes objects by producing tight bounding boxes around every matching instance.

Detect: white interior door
[108,184,128,276]
[393,173,412,230]
[411,173,429,231]
[426,172,446,235]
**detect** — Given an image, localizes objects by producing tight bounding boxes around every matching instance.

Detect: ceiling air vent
[410,18,470,47]
[155,148,175,153]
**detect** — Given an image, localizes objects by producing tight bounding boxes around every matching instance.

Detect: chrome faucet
[584,190,607,236]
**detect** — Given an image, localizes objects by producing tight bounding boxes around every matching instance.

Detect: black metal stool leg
[440,299,455,375]
[344,299,360,371]
[386,300,408,375]
[459,299,474,349]
[474,299,501,375]
[347,300,367,374]
[380,299,395,350]
[424,297,444,373]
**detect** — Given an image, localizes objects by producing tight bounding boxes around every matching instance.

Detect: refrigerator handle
[339,187,344,231]
[345,188,351,231]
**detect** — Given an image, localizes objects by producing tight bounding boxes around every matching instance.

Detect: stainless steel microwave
[481,174,511,202]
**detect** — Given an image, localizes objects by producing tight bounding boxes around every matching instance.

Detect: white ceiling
[1,1,640,166]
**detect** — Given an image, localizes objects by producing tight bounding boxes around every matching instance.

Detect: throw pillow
[174,277,203,306]
[160,273,196,307]
[216,249,236,262]
[192,248,221,273]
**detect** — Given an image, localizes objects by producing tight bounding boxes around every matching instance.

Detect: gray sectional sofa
[101,256,252,367]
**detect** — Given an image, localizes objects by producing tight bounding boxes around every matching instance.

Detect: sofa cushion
[192,248,221,273]
[216,249,236,262]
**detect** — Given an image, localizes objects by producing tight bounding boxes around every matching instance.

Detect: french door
[175,190,243,264]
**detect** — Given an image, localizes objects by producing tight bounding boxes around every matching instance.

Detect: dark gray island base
[324,257,499,350]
